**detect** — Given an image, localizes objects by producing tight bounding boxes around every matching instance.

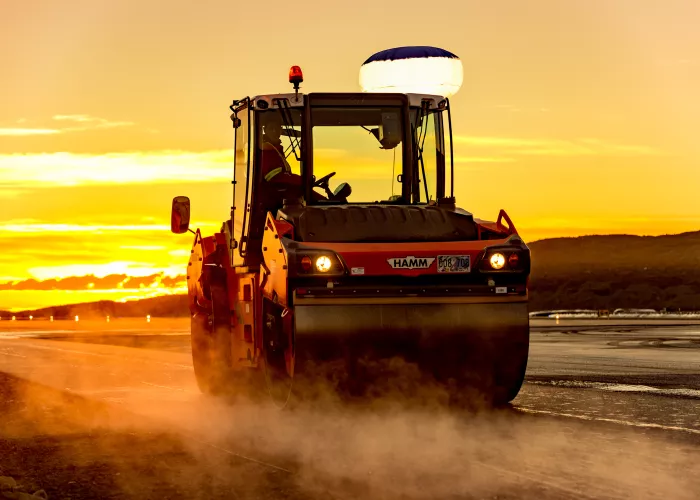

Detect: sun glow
[0,285,187,312]
[26,263,186,281]
[0,150,234,188]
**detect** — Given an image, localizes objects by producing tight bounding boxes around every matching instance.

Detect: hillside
[527,231,700,311]
[6,231,700,317]
[8,295,189,320]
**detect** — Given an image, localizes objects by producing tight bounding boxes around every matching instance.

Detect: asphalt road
[1,318,700,499]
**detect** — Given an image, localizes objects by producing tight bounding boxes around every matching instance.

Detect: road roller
[170,59,531,407]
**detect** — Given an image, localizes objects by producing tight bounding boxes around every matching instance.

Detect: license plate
[437,255,470,273]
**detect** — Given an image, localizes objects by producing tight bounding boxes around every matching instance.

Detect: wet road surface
[523,319,700,435]
[1,318,700,499]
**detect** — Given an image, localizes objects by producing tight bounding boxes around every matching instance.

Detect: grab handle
[496,209,517,235]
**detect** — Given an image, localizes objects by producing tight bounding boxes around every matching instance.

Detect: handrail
[496,209,517,235]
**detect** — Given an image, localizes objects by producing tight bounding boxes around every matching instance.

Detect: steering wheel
[313,172,336,188]
[312,172,336,199]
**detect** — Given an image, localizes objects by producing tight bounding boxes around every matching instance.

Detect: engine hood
[278,204,478,243]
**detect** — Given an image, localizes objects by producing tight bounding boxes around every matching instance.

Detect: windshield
[311,107,404,203]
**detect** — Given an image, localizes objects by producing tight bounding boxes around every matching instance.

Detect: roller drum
[290,301,530,405]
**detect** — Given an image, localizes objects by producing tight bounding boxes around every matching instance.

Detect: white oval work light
[359,46,464,98]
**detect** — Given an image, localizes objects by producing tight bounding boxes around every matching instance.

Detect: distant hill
[8,295,189,320]
[6,231,700,316]
[527,231,700,311]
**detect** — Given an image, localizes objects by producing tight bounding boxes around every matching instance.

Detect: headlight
[477,243,530,274]
[315,256,332,272]
[292,249,346,276]
[489,252,505,270]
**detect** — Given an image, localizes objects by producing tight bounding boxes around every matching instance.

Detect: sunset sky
[2,0,699,311]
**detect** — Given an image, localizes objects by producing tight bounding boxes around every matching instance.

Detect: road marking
[188,435,293,474]
[516,406,700,435]
[471,461,604,500]
[528,380,700,398]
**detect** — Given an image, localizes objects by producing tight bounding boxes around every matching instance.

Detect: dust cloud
[132,362,700,500]
[2,325,700,499]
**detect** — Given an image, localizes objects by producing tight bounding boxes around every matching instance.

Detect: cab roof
[248,92,447,110]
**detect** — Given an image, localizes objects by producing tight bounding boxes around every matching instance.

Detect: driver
[259,113,332,207]
[260,113,302,188]
[258,113,307,214]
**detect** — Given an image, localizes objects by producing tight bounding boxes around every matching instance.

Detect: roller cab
[171,67,531,407]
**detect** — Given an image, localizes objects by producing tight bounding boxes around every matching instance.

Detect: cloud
[0,149,234,187]
[119,245,168,251]
[26,263,187,281]
[0,221,221,281]
[493,104,550,113]
[53,115,103,123]
[0,133,662,190]
[0,222,171,233]
[0,273,187,313]
[0,128,61,136]
[315,148,349,159]
[493,105,551,113]
[453,136,664,157]
[454,156,516,163]
[0,146,439,186]
[657,58,696,67]
[0,115,134,137]
[52,114,135,130]
[0,186,29,197]
[0,273,186,291]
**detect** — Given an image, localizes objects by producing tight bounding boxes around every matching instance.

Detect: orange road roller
[171,64,531,407]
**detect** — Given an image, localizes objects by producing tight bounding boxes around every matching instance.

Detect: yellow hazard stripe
[264,167,283,181]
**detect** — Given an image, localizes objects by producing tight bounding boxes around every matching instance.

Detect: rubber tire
[190,280,234,396]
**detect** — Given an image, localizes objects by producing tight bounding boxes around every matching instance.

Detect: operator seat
[332,182,352,203]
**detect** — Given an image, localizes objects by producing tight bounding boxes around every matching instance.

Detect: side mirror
[378,112,403,149]
[171,196,191,234]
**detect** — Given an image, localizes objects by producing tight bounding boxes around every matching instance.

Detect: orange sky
[1,0,699,311]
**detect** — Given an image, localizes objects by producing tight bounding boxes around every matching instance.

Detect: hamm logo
[387,256,436,270]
